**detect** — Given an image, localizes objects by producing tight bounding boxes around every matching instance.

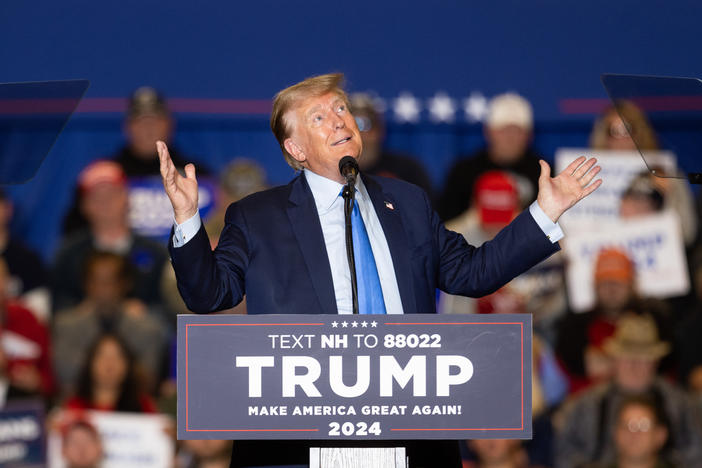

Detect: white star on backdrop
[351,321,358,328]
[361,321,368,328]
[331,321,338,328]
[341,321,348,328]
[370,321,378,328]
[428,92,456,123]
[393,92,421,123]
[463,92,488,123]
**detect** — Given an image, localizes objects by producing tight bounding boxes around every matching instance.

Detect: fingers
[539,159,551,180]
[157,140,181,193]
[581,178,603,198]
[579,164,602,187]
[184,163,197,180]
[573,157,597,179]
[562,156,587,176]
[157,141,173,183]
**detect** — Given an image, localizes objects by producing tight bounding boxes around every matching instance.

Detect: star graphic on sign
[361,321,368,328]
[463,92,489,123]
[341,321,348,328]
[351,321,359,328]
[331,321,338,328]
[428,91,456,123]
[393,92,421,123]
[370,321,378,328]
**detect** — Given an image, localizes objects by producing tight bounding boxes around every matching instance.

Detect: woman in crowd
[64,333,156,413]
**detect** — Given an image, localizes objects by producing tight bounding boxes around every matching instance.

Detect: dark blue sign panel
[127,175,216,240]
[177,314,532,440]
[0,401,45,467]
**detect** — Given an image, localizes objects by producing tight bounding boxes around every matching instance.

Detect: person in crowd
[178,439,233,468]
[463,439,532,468]
[556,248,672,393]
[64,333,157,413]
[619,173,665,218]
[589,102,659,152]
[115,86,190,177]
[204,158,270,249]
[61,417,104,468]
[52,160,169,314]
[619,171,696,246]
[675,247,702,394]
[555,314,702,468]
[0,189,50,322]
[590,102,697,245]
[583,395,676,468]
[61,86,210,238]
[349,93,434,198]
[53,250,166,396]
[438,93,541,221]
[0,256,53,401]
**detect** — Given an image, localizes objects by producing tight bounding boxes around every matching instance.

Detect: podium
[177,313,532,467]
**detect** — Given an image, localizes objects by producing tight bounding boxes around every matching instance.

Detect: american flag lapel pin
[384,201,394,210]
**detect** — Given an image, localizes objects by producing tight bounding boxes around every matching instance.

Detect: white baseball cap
[486,93,533,129]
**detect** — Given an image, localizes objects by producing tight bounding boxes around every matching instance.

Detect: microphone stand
[342,182,359,315]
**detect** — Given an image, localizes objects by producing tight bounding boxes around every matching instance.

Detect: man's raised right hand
[157,140,199,224]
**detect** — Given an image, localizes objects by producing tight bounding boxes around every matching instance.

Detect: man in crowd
[158,73,601,467]
[61,418,104,468]
[556,248,672,393]
[349,93,434,199]
[586,395,675,468]
[0,257,53,401]
[438,93,542,221]
[52,160,169,315]
[53,250,166,396]
[555,314,702,468]
[0,189,50,322]
[115,86,190,177]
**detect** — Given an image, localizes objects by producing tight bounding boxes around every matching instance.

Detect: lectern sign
[177,314,532,440]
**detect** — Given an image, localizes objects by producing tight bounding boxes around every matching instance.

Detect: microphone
[339,156,359,186]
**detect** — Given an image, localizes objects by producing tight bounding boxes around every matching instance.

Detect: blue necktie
[350,196,387,314]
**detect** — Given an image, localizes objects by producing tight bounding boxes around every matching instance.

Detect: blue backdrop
[2,0,701,260]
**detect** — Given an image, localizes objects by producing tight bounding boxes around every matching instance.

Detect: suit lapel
[363,175,417,315]
[286,173,338,314]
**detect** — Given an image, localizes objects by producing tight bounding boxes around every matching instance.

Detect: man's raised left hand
[536,156,602,223]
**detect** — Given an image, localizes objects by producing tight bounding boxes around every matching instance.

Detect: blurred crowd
[2,86,702,468]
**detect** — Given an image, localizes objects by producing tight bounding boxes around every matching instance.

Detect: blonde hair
[589,100,659,151]
[270,73,348,170]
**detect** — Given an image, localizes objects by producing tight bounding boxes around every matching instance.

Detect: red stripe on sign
[187,323,324,326]
[186,428,319,432]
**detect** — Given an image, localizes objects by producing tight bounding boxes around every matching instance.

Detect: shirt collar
[304,169,366,214]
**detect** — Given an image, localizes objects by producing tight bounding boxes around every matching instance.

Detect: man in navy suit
[157,73,601,467]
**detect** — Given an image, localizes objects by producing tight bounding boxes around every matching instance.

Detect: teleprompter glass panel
[0,79,89,184]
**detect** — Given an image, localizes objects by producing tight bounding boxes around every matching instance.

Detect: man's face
[81,183,129,228]
[595,279,633,312]
[284,92,362,184]
[468,439,519,464]
[84,258,126,305]
[125,114,173,158]
[615,404,667,463]
[62,426,102,468]
[485,124,531,165]
[614,355,658,392]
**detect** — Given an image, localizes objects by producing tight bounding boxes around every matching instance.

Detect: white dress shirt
[172,170,564,314]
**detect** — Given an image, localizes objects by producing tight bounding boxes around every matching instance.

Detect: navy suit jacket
[169,172,559,315]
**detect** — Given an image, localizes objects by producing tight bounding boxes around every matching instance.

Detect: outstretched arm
[536,156,602,223]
